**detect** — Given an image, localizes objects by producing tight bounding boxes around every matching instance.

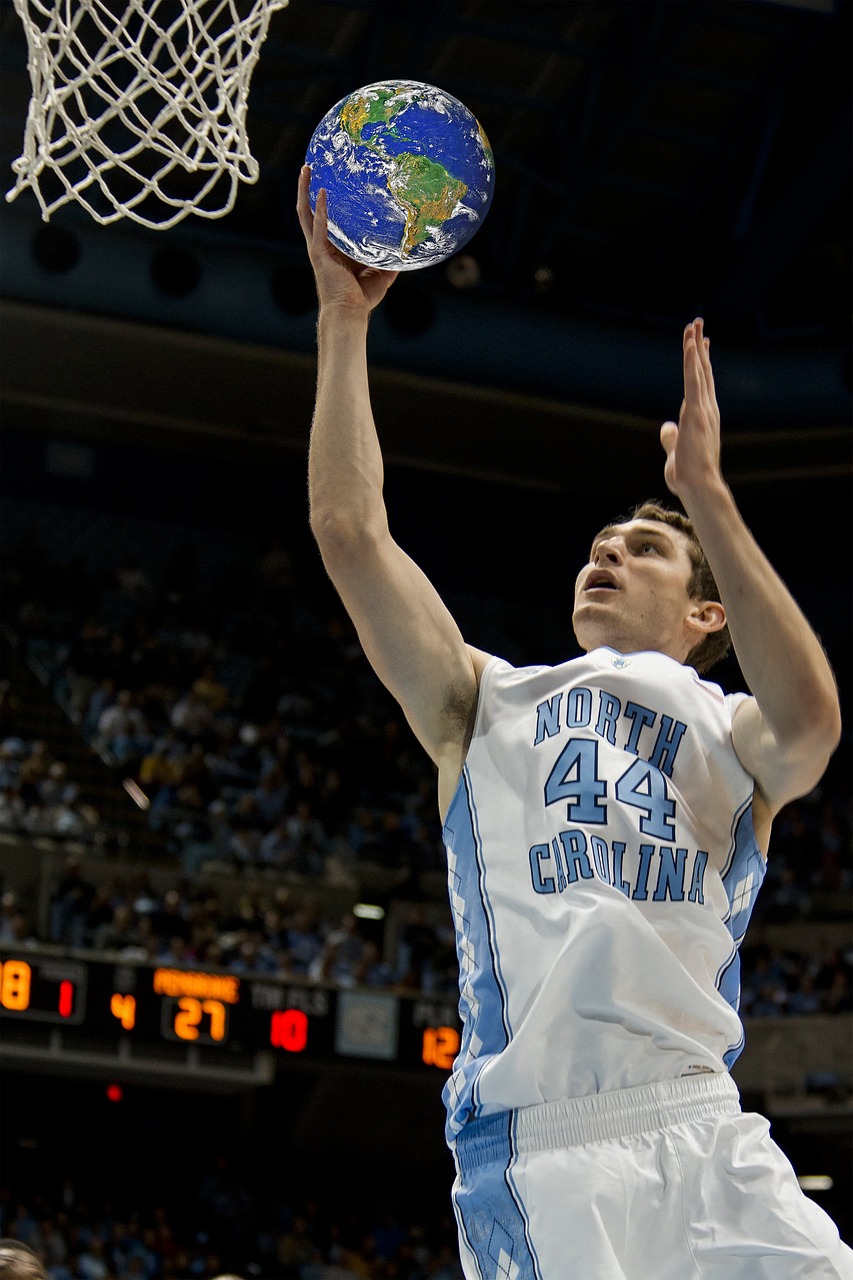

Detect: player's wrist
[674,470,729,510]
[317,300,372,332]
[677,476,739,547]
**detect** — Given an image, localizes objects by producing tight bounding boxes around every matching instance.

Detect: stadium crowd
[0,1175,465,1279]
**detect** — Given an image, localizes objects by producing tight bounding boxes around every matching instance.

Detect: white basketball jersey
[441,647,765,1141]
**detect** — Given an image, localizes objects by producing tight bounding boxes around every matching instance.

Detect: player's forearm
[309,306,389,548]
[682,477,841,752]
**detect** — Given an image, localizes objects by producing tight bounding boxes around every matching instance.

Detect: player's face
[572,520,700,660]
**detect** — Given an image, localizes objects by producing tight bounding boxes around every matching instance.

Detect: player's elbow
[817,700,843,770]
[310,505,388,569]
[808,679,843,760]
[825,698,843,755]
[788,672,842,766]
[782,702,843,799]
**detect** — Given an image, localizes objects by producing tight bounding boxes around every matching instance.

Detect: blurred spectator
[191,665,230,716]
[61,620,114,724]
[93,904,142,954]
[308,913,365,987]
[49,861,95,949]
[95,691,150,767]
[19,741,53,802]
[0,1179,470,1280]
[170,689,215,741]
[75,1236,109,1280]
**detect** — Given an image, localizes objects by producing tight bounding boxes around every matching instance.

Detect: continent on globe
[387,153,468,256]
[305,80,495,271]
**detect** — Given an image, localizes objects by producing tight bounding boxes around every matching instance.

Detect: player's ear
[685,599,726,639]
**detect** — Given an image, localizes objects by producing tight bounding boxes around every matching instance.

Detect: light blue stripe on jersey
[442,766,512,1136]
[717,799,765,1068]
[453,1111,542,1280]
[720,798,766,943]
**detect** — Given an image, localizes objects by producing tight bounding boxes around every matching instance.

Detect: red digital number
[270,1008,308,1052]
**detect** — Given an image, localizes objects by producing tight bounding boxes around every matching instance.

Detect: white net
[6,0,289,229]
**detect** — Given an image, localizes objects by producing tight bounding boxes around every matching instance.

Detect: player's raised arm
[296,167,487,811]
[660,319,842,819]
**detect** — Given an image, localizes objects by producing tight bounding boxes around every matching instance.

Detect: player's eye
[640,542,658,554]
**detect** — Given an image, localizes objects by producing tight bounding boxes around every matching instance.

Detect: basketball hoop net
[6,0,289,229]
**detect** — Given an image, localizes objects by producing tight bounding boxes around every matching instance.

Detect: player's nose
[593,537,623,565]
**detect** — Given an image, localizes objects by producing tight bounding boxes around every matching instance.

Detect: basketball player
[297,167,852,1279]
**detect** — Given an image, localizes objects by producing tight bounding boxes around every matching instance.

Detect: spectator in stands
[281,799,328,873]
[151,889,192,947]
[139,731,186,794]
[0,910,37,949]
[92,904,142,954]
[228,935,278,975]
[115,556,152,602]
[352,940,396,988]
[36,762,76,811]
[49,860,95,949]
[309,912,365,986]
[227,821,263,867]
[170,688,215,741]
[0,783,27,833]
[158,935,197,968]
[286,906,325,975]
[252,765,289,828]
[74,1235,109,1280]
[34,1221,67,1277]
[18,741,53,804]
[83,884,120,947]
[397,906,442,993]
[257,816,293,868]
[81,677,117,741]
[62,619,113,724]
[190,664,230,716]
[0,740,22,790]
[95,690,150,766]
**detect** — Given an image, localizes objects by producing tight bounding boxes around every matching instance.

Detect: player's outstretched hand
[660,318,723,500]
[297,165,398,315]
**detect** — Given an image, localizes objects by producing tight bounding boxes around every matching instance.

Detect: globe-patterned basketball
[305,80,495,271]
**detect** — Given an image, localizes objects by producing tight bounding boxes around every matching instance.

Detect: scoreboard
[0,948,462,1073]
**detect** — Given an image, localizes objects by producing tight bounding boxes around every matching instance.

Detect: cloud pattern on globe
[306,80,495,271]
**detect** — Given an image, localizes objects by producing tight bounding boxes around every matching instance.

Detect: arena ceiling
[0,0,850,497]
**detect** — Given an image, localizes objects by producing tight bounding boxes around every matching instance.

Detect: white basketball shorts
[451,1073,853,1279]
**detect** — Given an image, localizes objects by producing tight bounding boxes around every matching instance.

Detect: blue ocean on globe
[305,80,495,271]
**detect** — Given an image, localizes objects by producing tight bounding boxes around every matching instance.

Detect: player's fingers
[683,329,705,402]
[295,165,314,240]
[692,318,717,408]
[660,420,678,455]
[315,186,329,238]
[701,335,717,408]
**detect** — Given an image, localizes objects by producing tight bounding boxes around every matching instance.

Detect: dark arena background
[0,2,850,1277]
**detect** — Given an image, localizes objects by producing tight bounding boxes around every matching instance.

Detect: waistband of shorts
[453,1073,741,1172]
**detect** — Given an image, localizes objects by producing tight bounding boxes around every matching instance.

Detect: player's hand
[660,318,723,500]
[296,165,398,315]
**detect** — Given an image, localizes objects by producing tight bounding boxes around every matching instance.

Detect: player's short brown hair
[626,500,731,675]
[0,1239,47,1280]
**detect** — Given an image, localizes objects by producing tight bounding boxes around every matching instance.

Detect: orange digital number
[422,1025,460,1070]
[203,998,226,1041]
[0,960,32,1011]
[110,992,136,1030]
[173,996,227,1042]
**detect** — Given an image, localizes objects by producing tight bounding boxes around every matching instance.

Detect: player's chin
[572,603,615,649]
